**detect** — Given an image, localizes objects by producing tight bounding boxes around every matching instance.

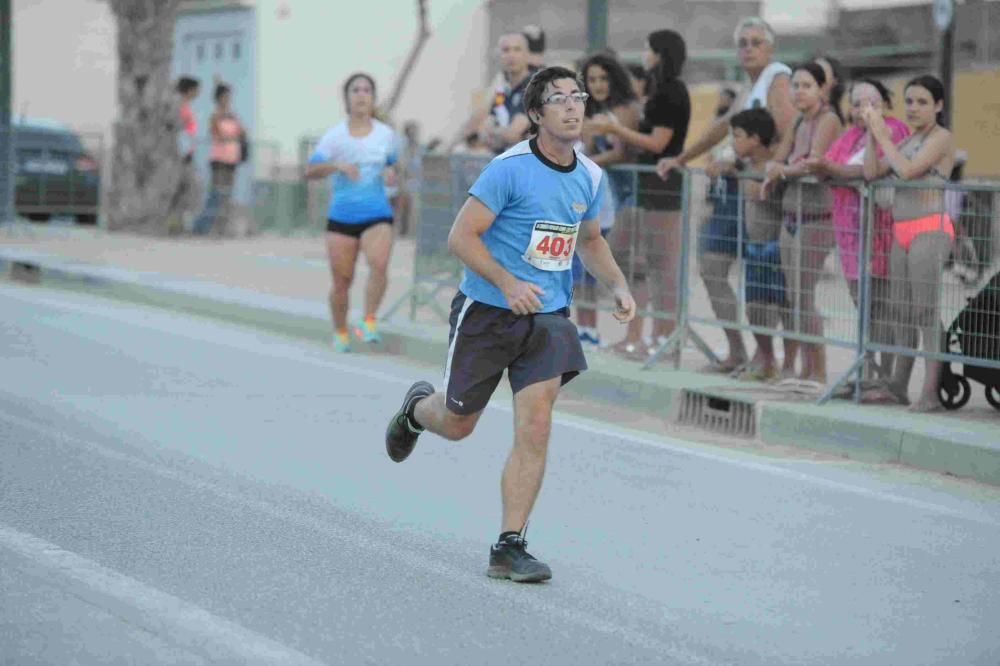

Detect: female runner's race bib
[522,220,578,271]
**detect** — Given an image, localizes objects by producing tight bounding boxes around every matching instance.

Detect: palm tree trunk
[106,0,183,233]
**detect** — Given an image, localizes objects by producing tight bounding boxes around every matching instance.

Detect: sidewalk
[2,221,998,486]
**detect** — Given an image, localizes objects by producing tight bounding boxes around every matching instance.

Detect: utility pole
[586,0,608,54]
[0,0,13,225]
[934,0,955,127]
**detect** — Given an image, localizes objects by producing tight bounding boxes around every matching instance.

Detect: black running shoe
[385,381,434,462]
[487,534,552,583]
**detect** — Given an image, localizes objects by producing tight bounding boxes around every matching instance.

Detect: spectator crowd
[437,16,981,411]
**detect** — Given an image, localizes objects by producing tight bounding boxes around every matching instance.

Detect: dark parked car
[14,120,101,225]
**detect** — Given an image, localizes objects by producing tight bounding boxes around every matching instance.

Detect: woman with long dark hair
[575,53,640,346]
[762,62,842,385]
[862,75,956,410]
[814,55,845,124]
[589,29,691,360]
[305,73,398,353]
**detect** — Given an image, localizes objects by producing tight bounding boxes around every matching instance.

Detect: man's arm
[574,218,636,322]
[766,73,796,141]
[447,196,544,315]
[674,115,730,167]
[610,124,674,156]
[443,94,494,153]
[489,114,530,151]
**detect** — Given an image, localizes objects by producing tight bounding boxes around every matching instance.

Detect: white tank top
[743,61,792,111]
[713,61,792,163]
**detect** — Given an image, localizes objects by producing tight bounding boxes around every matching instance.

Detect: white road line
[0,523,327,666]
[5,285,1000,527]
[0,409,717,664]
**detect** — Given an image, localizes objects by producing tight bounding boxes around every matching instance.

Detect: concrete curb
[3,247,998,487]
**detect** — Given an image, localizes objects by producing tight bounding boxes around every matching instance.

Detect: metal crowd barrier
[398,153,1000,406]
[382,153,491,322]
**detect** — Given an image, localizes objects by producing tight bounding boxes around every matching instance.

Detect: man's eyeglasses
[737,37,767,49]
[542,92,589,106]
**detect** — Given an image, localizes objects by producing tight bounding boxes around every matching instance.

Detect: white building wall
[256,0,487,161]
[13,0,117,134]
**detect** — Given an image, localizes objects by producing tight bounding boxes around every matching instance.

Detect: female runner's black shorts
[326,218,393,238]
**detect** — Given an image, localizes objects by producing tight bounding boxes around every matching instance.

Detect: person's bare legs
[906,231,953,412]
[886,240,917,405]
[412,392,482,441]
[324,232,360,333]
[746,303,778,376]
[699,250,747,369]
[869,277,896,378]
[501,376,561,533]
[778,225,800,379]
[607,207,647,356]
[797,222,835,383]
[647,210,681,341]
[359,222,394,320]
[848,278,895,381]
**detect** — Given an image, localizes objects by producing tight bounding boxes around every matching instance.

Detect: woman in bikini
[862,75,956,411]
[762,62,842,384]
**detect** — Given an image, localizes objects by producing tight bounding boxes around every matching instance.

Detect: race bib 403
[522,220,578,271]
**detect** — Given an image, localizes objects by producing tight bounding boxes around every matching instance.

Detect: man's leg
[385,387,482,463]
[412,393,481,441]
[501,376,561,534]
[483,376,562,583]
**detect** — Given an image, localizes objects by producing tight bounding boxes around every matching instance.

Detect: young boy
[726,108,792,380]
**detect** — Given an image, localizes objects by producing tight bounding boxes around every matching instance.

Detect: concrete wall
[485,0,761,82]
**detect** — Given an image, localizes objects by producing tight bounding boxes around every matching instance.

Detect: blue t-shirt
[309,120,397,223]
[460,138,605,313]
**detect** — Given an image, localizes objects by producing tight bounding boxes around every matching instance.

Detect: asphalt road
[2,282,999,666]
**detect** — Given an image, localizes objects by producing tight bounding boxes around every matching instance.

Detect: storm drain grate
[676,390,756,438]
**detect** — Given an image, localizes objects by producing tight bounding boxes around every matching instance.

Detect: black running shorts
[326,218,392,238]
[443,291,588,415]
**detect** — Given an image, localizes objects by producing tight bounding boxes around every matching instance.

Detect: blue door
[172,6,256,205]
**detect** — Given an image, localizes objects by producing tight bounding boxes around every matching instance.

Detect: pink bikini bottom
[894,214,954,252]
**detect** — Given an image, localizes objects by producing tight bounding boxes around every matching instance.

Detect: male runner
[385,67,636,583]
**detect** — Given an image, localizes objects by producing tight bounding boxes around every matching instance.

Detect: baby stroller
[938,269,1000,410]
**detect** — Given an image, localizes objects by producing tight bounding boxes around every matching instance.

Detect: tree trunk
[380,0,431,120]
[106,0,183,234]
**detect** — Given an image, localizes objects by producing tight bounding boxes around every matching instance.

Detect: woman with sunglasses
[656,17,795,373]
